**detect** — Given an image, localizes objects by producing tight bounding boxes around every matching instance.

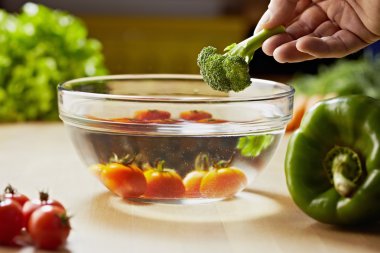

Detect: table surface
[0,123,379,253]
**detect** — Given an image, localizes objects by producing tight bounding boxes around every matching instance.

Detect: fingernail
[254,10,271,34]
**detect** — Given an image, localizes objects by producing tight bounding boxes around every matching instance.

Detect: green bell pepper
[285,95,380,225]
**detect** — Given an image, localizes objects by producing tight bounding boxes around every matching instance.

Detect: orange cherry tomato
[101,162,147,198]
[89,163,108,179]
[200,164,247,198]
[183,153,210,198]
[197,118,227,124]
[134,110,171,121]
[183,170,207,198]
[144,161,185,198]
[109,117,133,123]
[180,110,212,121]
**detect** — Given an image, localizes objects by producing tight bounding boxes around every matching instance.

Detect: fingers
[254,10,271,34]
[262,33,293,56]
[263,20,350,62]
[296,31,368,58]
[273,41,316,63]
[262,6,332,56]
[285,5,328,38]
[263,0,298,29]
[311,21,340,38]
[265,29,367,62]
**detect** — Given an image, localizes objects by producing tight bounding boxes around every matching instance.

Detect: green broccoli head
[197,47,250,92]
[197,26,285,92]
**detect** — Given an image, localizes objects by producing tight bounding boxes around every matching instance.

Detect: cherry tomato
[183,153,210,198]
[89,163,108,179]
[101,162,147,198]
[197,118,227,124]
[180,110,212,121]
[183,170,207,198]
[134,109,171,121]
[0,199,24,246]
[200,164,247,198]
[109,117,133,123]
[28,205,71,250]
[3,185,29,207]
[144,161,185,198]
[23,192,65,228]
[86,115,133,123]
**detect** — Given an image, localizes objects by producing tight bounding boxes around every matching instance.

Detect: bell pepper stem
[324,146,364,197]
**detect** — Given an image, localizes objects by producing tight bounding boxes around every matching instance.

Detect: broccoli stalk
[197,26,285,92]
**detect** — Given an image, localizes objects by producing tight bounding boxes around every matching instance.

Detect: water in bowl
[67,125,283,204]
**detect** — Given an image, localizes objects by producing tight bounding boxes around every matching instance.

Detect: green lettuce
[236,135,274,158]
[0,3,108,121]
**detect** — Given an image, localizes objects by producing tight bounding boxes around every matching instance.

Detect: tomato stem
[156,160,165,172]
[194,153,210,171]
[39,191,49,202]
[214,152,236,169]
[4,184,16,195]
[58,213,71,228]
[110,153,135,166]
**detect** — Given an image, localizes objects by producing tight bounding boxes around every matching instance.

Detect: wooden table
[0,123,379,253]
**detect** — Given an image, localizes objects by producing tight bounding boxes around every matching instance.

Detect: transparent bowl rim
[58,74,295,103]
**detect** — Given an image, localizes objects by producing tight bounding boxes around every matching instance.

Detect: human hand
[255,0,380,63]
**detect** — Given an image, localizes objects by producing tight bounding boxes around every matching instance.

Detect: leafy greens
[0,3,108,121]
[291,54,380,99]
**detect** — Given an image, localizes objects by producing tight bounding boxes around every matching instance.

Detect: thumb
[262,0,299,29]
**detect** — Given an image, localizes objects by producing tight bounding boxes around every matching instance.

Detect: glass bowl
[58,74,294,204]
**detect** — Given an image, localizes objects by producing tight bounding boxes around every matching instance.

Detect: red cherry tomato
[180,110,212,121]
[101,162,147,198]
[22,192,65,228]
[134,109,171,121]
[3,185,29,207]
[144,161,185,198]
[0,199,24,246]
[28,205,71,250]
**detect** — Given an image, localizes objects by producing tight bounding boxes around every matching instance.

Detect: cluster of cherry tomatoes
[88,109,247,200]
[0,185,70,251]
[87,109,227,124]
[91,152,248,200]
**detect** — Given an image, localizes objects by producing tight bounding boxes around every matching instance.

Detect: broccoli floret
[197,26,285,92]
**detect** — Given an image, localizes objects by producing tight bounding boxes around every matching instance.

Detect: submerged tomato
[109,117,133,123]
[23,192,65,228]
[180,110,212,121]
[197,118,227,124]
[0,199,24,246]
[183,153,210,198]
[134,110,171,121]
[101,162,147,198]
[183,170,207,198]
[3,185,29,207]
[28,205,71,250]
[200,163,247,198]
[89,163,108,179]
[144,161,185,198]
